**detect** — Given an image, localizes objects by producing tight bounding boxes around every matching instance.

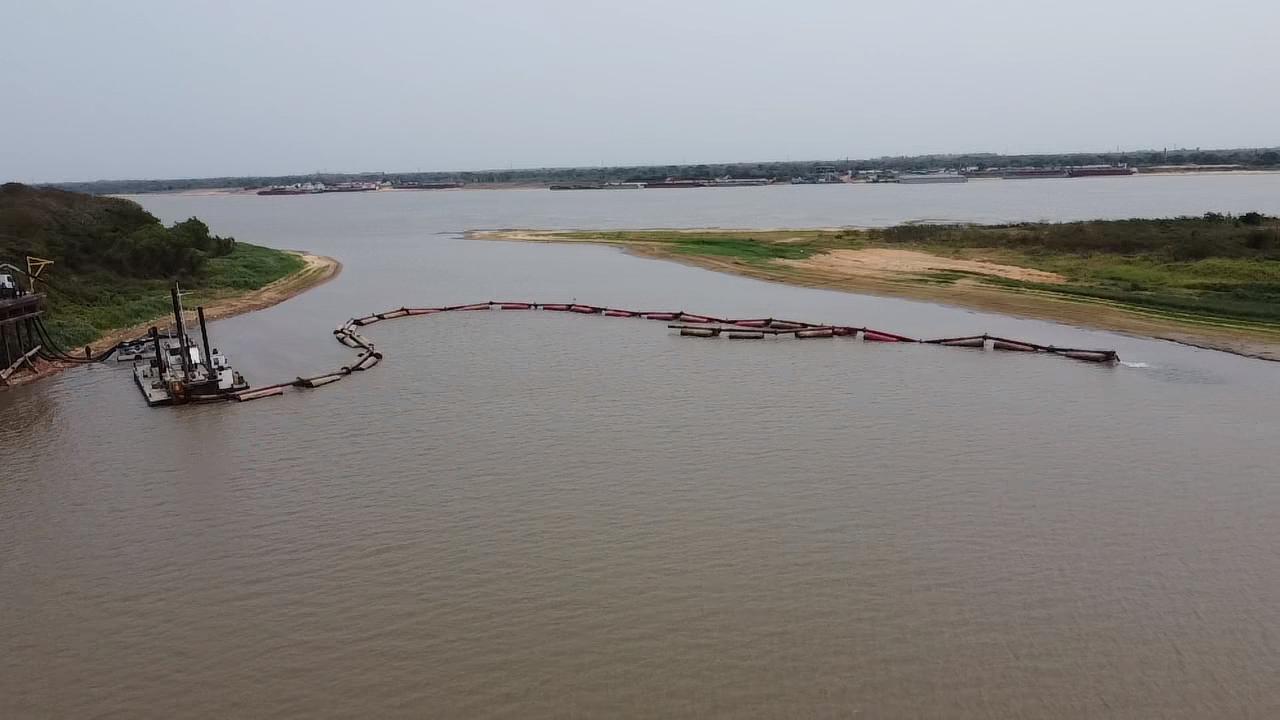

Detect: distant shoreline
[109,169,1280,197]
[113,183,550,197]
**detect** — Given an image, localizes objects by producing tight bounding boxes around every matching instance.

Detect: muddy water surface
[3,177,1279,718]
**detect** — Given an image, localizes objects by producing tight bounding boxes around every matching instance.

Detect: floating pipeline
[228,303,1120,403]
[796,328,836,339]
[926,335,988,349]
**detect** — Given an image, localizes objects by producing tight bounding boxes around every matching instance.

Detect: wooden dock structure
[0,294,45,386]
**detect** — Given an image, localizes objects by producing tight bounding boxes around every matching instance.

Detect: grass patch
[40,243,303,349]
[202,242,304,290]
[667,237,816,262]
[553,215,1280,328]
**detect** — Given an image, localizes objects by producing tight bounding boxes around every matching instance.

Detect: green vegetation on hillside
[557,214,1280,326]
[1,182,303,348]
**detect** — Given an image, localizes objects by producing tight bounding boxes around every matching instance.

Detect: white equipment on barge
[132,284,249,406]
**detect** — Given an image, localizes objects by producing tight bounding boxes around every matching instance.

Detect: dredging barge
[133,285,248,406]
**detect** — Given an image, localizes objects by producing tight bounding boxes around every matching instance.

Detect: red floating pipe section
[863,328,918,342]
[679,313,723,324]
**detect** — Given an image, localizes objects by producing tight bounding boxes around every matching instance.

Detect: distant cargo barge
[550,183,603,191]
[1001,168,1069,179]
[393,181,462,190]
[708,178,771,187]
[548,182,643,191]
[644,180,707,188]
[897,173,968,184]
[1067,166,1135,177]
[257,184,323,196]
[257,182,378,195]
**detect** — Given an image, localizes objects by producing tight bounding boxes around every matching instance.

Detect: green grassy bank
[39,243,302,348]
[558,214,1280,327]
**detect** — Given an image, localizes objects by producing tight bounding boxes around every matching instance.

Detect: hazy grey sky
[3,0,1278,182]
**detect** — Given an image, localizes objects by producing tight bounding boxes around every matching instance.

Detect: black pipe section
[31,318,68,358]
[197,306,213,370]
[28,318,117,363]
[169,286,190,378]
[30,318,78,361]
[150,326,164,373]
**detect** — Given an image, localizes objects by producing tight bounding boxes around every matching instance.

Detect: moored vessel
[1067,165,1135,177]
[1000,168,1070,179]
[897,173,968,184]
[644,179,707,188]
[132,285,249,406]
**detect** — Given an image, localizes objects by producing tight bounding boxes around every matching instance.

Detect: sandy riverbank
[3,252,340,388]
[470,229,1280,362]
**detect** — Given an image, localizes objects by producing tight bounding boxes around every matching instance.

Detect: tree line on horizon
[39,146,1280,196]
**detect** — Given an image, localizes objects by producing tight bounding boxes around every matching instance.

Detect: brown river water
[3,176,1280,718]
